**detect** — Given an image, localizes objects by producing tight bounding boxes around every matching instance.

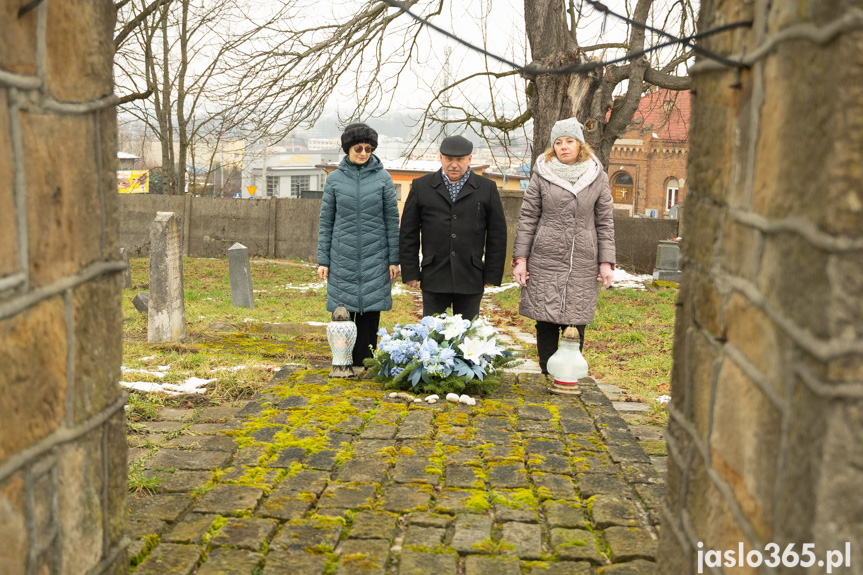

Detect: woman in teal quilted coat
[317,123,400,369]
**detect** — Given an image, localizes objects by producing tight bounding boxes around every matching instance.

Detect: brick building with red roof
[607,88,689,217]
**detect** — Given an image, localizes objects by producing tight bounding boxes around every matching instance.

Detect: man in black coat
[400,135,507,319]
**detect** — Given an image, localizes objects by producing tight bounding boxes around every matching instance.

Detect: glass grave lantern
[547,326,588,395]
[327,304,357,378]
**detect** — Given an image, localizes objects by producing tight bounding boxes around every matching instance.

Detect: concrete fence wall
[659,0,863,572]
[121,192,678,274]
[0,2,127,574]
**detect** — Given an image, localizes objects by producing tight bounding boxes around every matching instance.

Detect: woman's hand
[317,266,328,280]
[598,262,614,290]
[389,265,400,280]
[512,258,529,287]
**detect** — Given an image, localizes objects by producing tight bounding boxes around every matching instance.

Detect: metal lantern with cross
[547,326,588,395]
[327,303,357,378]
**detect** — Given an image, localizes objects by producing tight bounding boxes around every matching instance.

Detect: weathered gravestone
[228,242,254,309]
[148,212,186,343]
[652,240,681,282]
[120,247,132,288]
[133,292,149,313]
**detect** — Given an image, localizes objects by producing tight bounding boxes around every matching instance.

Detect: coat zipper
[561,238,575,317]
[356,168,364,313]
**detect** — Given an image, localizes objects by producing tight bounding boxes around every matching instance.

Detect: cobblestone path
[126,367,663,574]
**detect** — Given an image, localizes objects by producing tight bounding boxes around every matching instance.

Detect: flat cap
[440,135,473,157]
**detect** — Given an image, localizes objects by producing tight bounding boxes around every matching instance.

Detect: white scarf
[548,157,591,185]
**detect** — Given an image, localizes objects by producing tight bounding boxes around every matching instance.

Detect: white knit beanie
[550,117,585,146]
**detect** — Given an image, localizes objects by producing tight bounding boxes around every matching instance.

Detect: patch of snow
[285,282,326,291]
[484,283,519,294]
[121,376,217,395]
[243,318,256,323]
[306,321,328,326]
[612,268,653,291]
[121,367,167,379]
[140,355,156,361]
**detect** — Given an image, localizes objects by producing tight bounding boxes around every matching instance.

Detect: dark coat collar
[431,169,480,202]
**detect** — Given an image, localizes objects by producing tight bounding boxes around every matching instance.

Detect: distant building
[318,158,526,217]
[244,149,341,198]
[608,88,689,218]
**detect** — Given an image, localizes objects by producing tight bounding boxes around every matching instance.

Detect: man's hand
[598,262,614,290]
[317,266,328,280]
[512,258,529,287]
[406,280,419,288]
[389,265,400,280]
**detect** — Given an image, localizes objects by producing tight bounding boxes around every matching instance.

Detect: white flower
[440,314,470,340]
[470,317,497,339]
[459,336,500,364]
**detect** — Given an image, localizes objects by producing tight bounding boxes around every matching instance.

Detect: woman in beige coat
[512,117,616,374]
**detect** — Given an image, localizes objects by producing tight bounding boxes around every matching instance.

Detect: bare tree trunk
[524,0,601,166]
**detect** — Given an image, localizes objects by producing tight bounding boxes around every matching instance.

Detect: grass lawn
[122,257,674,425]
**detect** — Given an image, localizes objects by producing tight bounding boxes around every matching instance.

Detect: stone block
[450,514,493,554]
[590,496,640,528]
[599,559,656,574]
[398,549,457,575]
[197,548,263,575]
[724,292,787,393]
[73,275,123,422]
[104,411,128,549]
[710,359,781,540]
[134,543,201,575]
[211,517,279,551]
[148,449,232,471]
[337,459,390,484]
[463,555,521,575]
[194,485,264,516]
[487,463,529,489]
[120,247,132,288]
[758,233,830,339]
[336,539,390,575]
[319,484,376,511]
[379,484,432,513]
[148,212,186,343]
[392,456,440,485]
[57,431,104,573]
[348,511,399,541]
[133,292,149,313]
[45,0,115,101]
[21,113,101,286]
[550,528,605,564]
[542,500,586,529]
[271,518,342,553]
[162,514,218,544]
[127,493,194,523]
[262,551,328,575]
[686,327,718,443]
[228,242,255,308]
[523,562,594,575]
[719,219,761,282]
[680,195,724,270]
[433,489,489,515]
[534,473,578,501]
[0,2,37,75]
[0,297,67,461]
[256,490,314,521]
[305,449,338,472]
[0,90,20,279]
[604,527,657,562]
[0,474,28,575]
[402,525,445,548]
[500,521,543,559]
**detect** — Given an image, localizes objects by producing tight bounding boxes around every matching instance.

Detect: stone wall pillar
[0,2,127,574]
[660,1,863,572]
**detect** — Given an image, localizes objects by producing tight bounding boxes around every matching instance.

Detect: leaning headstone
[148,212,186,343]
[652,240,681,282]
[120,247,132,288]
[227,242,255,309]
[132,292,149,314]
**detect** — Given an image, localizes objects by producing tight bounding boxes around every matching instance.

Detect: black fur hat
[341,123,378,153]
